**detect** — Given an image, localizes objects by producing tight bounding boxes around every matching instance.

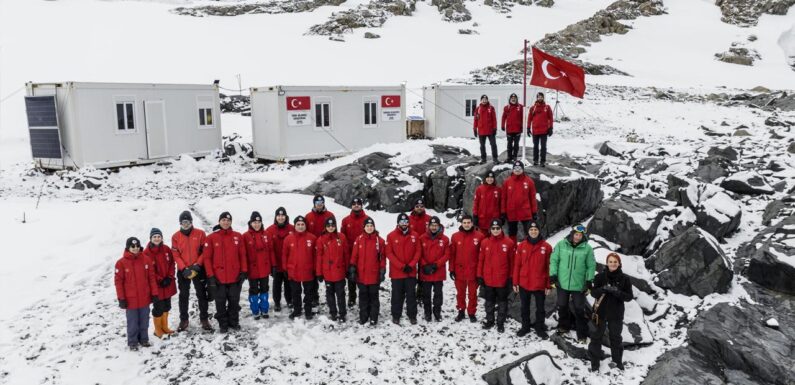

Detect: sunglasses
[490,226,502,230]
[130,245,140,249]
[573,225,586,233]
[398,219,409,224]
[415,205,424,209]
[325,224,336,227]
[180,220,191,225]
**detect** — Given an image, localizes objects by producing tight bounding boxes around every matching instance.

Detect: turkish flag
[381,95,401,108]
[286,96,310,110]
[529,47,586,99]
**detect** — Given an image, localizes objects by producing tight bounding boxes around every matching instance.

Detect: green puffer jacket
[549,232,596,292]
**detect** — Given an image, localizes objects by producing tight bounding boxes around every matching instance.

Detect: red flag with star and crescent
[529,46,586,99]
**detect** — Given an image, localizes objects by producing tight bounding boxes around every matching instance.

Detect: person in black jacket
[588,252,633,372]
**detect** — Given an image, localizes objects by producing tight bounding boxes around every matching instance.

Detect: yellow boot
[153,315,164,339]
[162,312,175,335]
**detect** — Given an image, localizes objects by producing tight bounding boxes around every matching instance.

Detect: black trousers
[347,277,357,302]
[478,134,498,161]
[519,288,546,330]
[482,284,510,324]
[290,280,314,316]
[557,288,588,339]
[213,282,242,328]
[508,220,532,238]
[391,278,417,320]
[506,133,521,161]
[272,271,291,305]
[325,280,347,317]
[248,277,270,295]
[588,316,624,366]
[177,266,210,321]
[358,283,380,323]
[311,278,320,305]
[421,281,443,317]
[532,134,548,164]
[151,297,172,317]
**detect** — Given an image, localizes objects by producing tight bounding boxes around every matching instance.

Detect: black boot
[516,326,531,337]
[497,323,505,333]
[409,317,417,325]
[392,317,400,325]
[535,327,549,339]
[455,310,465,322]
[469,315,477,323]
[274,303,282,312]
[482,320,495,330]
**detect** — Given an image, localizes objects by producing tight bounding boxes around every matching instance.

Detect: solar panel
[25,96,63,159]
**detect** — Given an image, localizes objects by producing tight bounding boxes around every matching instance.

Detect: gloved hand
[379,269,386,283]
[237,272,248,284]
[207,276,218,289]
[603,285,620,296]
[473,216,479,228]
[271,267,278,276]
[181,268,193,279]
[500,213,507,224]
[159,277,172,288]
[429,263,438,274]
[348,266,357,281]
[118,299,128,309]
[550,275,558,288]
[532,213,538,221]
[151,295,159,303]
[473,130,478,138]
[422,264,434,275]
[477,277,485,286]
[402,265,413,274]
[548,126,553,137]
[449,272,456,281]
[317,275,324,283]
[584,280,593,293]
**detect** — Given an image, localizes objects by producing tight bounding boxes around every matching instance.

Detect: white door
[144,100,168,159]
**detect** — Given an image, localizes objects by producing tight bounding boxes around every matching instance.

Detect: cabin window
[464,98,478,117]
[363,99,377,127]
[197,96,215,129]
[314,100,331,129]
[198,108,213,127]
[115,101,135,131]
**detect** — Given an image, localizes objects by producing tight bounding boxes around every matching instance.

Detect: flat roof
[26,81,217,91]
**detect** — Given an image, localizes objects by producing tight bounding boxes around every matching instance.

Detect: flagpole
[522,39,528,164]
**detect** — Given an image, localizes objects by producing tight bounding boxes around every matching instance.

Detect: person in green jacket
[549,224,596,343]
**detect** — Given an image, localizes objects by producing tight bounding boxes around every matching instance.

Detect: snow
[766,245,795,268]
[723,171,775,193]
[702,190,741,223]
[766,318,780,328]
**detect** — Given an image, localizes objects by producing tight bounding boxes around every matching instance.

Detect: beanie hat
[512,160,524,170]
[325,217,337,227]
[490,219,503,228]
[351,197,363,206]
[313,195,325,204]
[509,93,518,103]
[125,237,141,250]
[364,217,375,227]
[537,92,545,98]
[294,215,307,225]
[249,211,262,223]
[219,211,232,221]
[528,221,540,231]
[415,198,425,207]
[149,228,162,239]
[179,210,192,223]
[275,207,287,217]
[480,94,488,101]
[429,216,441,226]
[397,213,409,224]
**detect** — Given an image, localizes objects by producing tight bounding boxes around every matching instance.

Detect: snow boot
[249,295,260,318]
[516,327,531,337]
[153,315,165,339]
[162,312,175,335]
[392,317,400,325]
[140,341,151,348]
[258,293,270,319]
[201,319,214,332]
[535,327,549,339]
[129,344,139,351]
[177,320,189,332]
[339,314,347,323]
[497,323,505,333]
[482,320,495,330]
[469,315,477,323]
[455,310,465,322]
[409,317,417,325]
[274,302,282,312]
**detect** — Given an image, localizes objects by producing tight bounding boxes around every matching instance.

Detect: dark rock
[767,159,786,172]
[481,351,562,385]
[739,215,795,294]
[764,116,792,127]
[720,171,774,195]
[761,196,795,226]
[788,142,795,154]
[706,146,738,161]
[587,195,674,256]
[694,155,732,182]
[364,32,380,39]
[598,141,627,158]
[646,226,733,298]
[642,346,727,385]
[634,157,668,176]
[550,334,590,360]
[672,178,742,240]
[432,0,471,22]
[715,46,760,66]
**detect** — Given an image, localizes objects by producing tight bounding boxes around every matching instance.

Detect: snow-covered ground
[1,0,794,384]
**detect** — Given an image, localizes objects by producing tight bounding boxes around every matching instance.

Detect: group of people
[473,92,554,166]
[114,161,633,371]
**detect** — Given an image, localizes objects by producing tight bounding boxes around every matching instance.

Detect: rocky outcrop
[738,215,795,294]
[715,46,761,66]
[308,0,416,35]
[587,195,674,256]
[720,170,775,195]
[486,0,554,13]
[667,176,742,240]
[173,0,346,17]
[715,0,795,27]
[431,0,471,22]
[481,351,562,385]
[646,226,733,298]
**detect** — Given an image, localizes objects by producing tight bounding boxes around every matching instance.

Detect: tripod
[553,90,567,122]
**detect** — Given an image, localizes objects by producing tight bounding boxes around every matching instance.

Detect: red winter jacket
[350,232,387,285]
[478,233,515,287]
[513,239,553,291]
[265,223,294,271]
[502,103,524,134]
[528,101,553,135]
[341,210,368,253]
[282,231,317,282]
[449,228,485,281]
[171,228,206,270]
[409,211,431,236]
[473,183,502,231]
[144,243,177,300]
[243,228,276,280]
[315,231,350,282]
[202,228,248,285]
[114,250,158,309]
[306,209,335,237]
[473,103,497,136]
[386,227,421,279]
[419,231,451,282]
[501,173,538,221]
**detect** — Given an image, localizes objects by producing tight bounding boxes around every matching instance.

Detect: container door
[144,100,167,159]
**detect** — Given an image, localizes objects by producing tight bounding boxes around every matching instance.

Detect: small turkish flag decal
[287,96,311,111]
[381,95,400,108]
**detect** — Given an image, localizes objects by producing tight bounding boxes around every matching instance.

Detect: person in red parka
[306,195,334,309]
[502,93,524,163]
[349,217,387,326]
[501,160,539,243]
[449,214,485,323]
[202,212,248,333]
[419,216,450,322]
[527,92,554,167]
[341,197,368,307]
[472,170,502,232]
[144,228,176,339]
[386,213,421,325]
[243,211,276,320]
[477,219,516,333]
[316,217,350,322]
[265,207,294,312]
[474,94,498,164]
[115,237,158,350]
[171,210,212,332]
[409,198,431,236]
[512,221,552,338]
[282,216,317,320]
